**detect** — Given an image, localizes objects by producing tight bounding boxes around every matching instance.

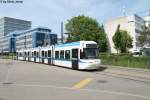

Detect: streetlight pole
[25,34,26,49]
[61,21,64,44]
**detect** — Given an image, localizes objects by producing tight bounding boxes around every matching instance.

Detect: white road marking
[1,83,150,99]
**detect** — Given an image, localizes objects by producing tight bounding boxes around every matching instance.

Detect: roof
[55,41,96,48]
[8,27,52,36]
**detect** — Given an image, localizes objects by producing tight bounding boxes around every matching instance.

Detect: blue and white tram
[53,41,101,70]
[17,41,101,70]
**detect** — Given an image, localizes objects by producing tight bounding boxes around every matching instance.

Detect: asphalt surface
[0,59,150,100]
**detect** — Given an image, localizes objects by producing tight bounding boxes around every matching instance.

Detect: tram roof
[55,41,96,48]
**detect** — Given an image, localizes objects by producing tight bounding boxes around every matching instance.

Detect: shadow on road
[81,66,107,72]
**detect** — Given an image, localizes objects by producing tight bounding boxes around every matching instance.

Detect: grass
[100,53,150,69]
[0,53,17,59]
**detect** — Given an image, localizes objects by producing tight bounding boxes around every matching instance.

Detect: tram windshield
[80,48,98,59]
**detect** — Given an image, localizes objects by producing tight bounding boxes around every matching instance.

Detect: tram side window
[60,50,64,59]
[65,50,70,60]
[28,52,30,57]
[37,52,39,57]
[24,52,26,57]
[21,53,23,57]
[72,49,78,58]
[34,51,36,57]
[55,51,59,59]
[19,53,22,57]
[26,52,27,56]
[80,50,86,59]
[45,51,47,57]
[32,52,34,57]
[48,50,51,57]
[42,51,44,57]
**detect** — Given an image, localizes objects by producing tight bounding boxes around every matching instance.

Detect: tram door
[72,49,78,70]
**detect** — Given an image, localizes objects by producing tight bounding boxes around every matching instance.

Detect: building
[0,27,57,53]
[0,32,18,53]
[15,27,57,50]
[0,17,31,37]
[144,16,150,27]
[105,14,145,53]
[0,17,57,53]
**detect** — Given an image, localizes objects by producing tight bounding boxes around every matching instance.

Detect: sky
[0,0,150,36]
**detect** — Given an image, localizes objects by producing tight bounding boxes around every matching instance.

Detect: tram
[17,41,101,70]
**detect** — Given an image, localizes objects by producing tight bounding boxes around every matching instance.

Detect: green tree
[65,15,108,52]
[113,25,133,53]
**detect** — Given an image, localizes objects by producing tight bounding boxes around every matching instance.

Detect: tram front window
[80,48,98,59]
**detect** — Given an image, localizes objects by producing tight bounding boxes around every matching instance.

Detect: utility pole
[25,34,26,48]
[61,21,63,44]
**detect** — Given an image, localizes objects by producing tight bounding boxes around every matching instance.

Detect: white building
[105,14,145,53]
[144,16,150,27]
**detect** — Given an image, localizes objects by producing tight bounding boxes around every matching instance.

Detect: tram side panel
[39,47,52,65]
[53,47,73,69]
[17,51,25,61]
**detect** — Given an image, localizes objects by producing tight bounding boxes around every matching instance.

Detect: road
[0,59,150,100]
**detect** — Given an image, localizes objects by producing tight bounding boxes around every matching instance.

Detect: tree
[138,25,150,47]
[113,25,133,53]
[65,15,108,52]
[97,25,108,52]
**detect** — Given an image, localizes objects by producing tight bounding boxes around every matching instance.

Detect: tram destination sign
[86,44,97,48]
